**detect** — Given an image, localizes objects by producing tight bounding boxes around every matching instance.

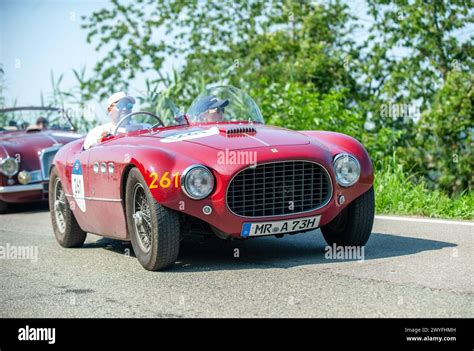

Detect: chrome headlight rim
[0,157,20,177]
[180,164,215,200]
[333,153,360,188]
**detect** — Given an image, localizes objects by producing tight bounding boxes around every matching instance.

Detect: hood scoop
[222,126,257,137]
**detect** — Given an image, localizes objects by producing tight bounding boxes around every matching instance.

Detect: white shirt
[83,121,153,150]
[83,123,115,150]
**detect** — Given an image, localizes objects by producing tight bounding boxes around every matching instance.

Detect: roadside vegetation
[375,156,473,220]
[1,1,472,219]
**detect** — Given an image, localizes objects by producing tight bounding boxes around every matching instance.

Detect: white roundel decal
[160,127,219,143]
[71,160,86,212]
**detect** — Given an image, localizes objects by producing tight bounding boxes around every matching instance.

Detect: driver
[193,96,229,123]
[36,116,49,129]
[83,92,135,150]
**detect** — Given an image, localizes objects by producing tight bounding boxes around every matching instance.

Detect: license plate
[241,215,320,237]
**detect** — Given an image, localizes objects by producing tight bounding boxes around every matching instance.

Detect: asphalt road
[1,203,472,318]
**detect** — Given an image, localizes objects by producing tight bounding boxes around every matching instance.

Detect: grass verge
[374,157,473,220]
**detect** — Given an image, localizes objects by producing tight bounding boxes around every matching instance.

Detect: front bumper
[0,183,44,193]
[0,182,48,204]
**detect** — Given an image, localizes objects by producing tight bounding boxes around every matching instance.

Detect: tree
[413,71,473,193]
[360,0,473,192]
[81,0,361,105]
[364,0,473,106]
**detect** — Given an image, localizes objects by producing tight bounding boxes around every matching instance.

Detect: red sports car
[49,86,374,271]
[0,107,83,213]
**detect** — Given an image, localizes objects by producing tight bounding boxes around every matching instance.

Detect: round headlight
[18,170,31,185]
[0,157,20,177]
[333,154,360,187]
[181,165,214,200]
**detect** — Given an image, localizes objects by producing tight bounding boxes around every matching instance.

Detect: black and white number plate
[241,215,320,237]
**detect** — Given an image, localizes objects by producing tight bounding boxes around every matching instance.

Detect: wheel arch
[120,163,137,218]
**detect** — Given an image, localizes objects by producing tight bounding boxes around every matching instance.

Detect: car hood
[149,124,310,151]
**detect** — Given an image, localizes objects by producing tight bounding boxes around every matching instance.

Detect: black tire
[125,168,180,271]
[321,186,375,246]
[49,167,87,248]
[0,200,7,214]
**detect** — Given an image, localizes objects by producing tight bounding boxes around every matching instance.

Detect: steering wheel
[113,111,165,136]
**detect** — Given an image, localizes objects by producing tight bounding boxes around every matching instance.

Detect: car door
[85,141,128,239]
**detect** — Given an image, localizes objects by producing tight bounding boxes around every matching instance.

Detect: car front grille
[40,147,60,180]
[227,161,332,217]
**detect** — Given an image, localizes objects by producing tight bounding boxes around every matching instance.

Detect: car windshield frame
[0,106,75,132]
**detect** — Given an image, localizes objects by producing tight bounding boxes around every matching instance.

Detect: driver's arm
[83,125,108,150]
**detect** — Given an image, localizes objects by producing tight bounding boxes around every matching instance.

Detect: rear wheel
[125,168,180,271]
[49,167,87,248]
[321,187,374,246]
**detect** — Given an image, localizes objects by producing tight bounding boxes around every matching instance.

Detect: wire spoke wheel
[49,167,87,248]
[132,183,152,253]
[125,168,181,271]
[53,177,67,234]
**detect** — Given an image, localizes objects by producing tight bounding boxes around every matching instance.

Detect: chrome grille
[40,147,60,180]
[227,161,332,217]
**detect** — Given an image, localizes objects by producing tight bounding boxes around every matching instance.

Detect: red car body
[53,122,373,239]
[49,86,374,270]
[0,107,82,211]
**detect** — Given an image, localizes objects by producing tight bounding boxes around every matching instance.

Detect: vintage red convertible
[50,86,374,270]
[0,107,82,213]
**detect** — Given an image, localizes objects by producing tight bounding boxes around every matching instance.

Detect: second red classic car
[49,86,374,270]
[0,107,83,213]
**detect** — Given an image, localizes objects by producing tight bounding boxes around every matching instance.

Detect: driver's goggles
[116,101,134,110]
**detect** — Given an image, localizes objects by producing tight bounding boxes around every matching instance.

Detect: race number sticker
[160,127,219,143]
[71,160,86,212]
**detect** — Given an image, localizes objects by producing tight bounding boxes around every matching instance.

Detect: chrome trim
[180,164,215,200]
[40,145,62,180]
[226,160,334,218]
[108,162,114,174]
[65,194,122,202]
[0,106,75,131]
[30,170,42,183]
[333,153,360,188]
[0,183,43,193]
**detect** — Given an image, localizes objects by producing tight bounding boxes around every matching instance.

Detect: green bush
[374,155,473,220]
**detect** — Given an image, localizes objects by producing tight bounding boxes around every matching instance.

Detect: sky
[7,0,467,120]
[1,0,471,113]
[0,1,377,110]
[1,0,105,106]
[0,0,196,121]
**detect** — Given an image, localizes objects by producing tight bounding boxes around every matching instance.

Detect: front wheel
[125,168,180,271]
[49,167,87,247]
[321,187,375,246]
